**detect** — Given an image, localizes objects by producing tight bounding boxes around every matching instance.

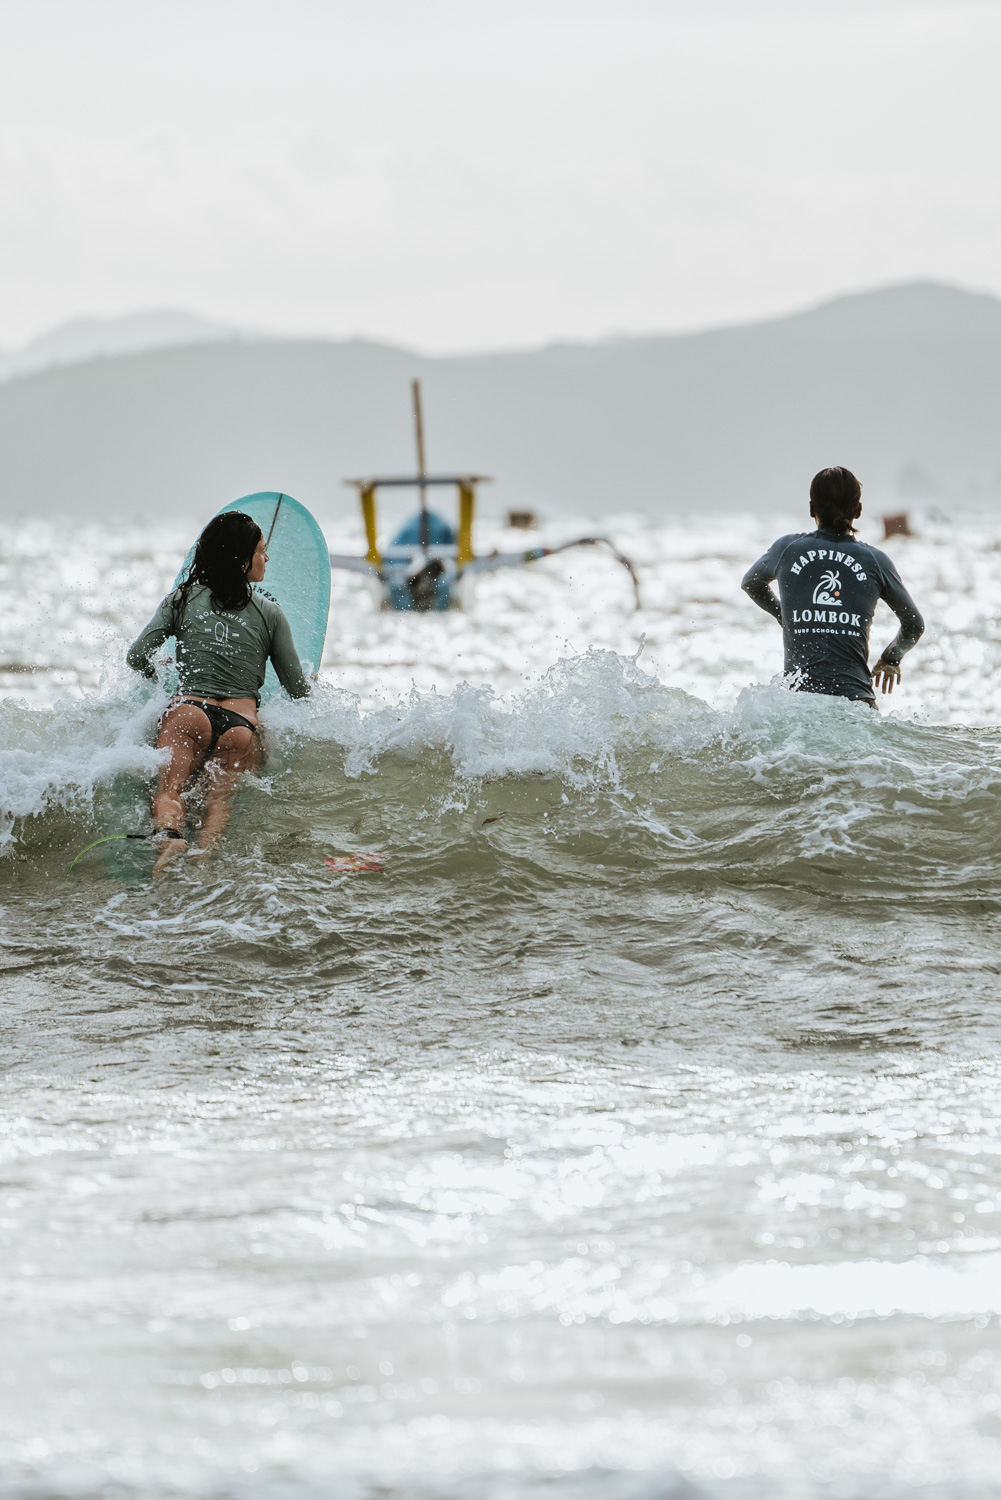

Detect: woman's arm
[125,596,176,678]
[740,540,787,624]
[268,607,311,699]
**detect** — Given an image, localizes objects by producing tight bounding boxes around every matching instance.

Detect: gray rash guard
[741,529,924,701]
[127,583,310,704]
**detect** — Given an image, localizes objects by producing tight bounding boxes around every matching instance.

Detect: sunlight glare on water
[2,509,1001,1500]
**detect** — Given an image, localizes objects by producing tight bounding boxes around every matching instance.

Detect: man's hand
[872,658,901,695]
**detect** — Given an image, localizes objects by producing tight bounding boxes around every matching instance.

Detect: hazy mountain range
[0,309,246,382]
[1,282,999,520]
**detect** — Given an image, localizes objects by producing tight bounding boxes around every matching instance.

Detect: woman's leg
[195,725,263,857]
[152,703,213,873]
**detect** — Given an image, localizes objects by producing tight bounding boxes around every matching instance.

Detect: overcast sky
[1,0,999,352]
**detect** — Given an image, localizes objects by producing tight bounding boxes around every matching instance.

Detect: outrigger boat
[327,382,640,612]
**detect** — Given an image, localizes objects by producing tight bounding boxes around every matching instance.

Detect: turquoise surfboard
[173,491,330,702]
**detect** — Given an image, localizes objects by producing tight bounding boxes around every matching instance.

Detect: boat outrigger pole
[545,536,642,611]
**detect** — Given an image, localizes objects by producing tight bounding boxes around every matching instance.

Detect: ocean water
[2,510,1001,1500]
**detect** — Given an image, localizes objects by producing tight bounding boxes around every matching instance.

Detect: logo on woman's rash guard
[812,570,842,606]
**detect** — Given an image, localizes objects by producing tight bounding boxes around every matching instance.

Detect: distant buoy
[882,511,915,539]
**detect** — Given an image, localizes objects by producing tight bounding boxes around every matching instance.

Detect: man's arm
[871,558,925,695]
[740,540,787,624]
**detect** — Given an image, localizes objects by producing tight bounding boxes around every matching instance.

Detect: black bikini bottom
[179,699,259,757]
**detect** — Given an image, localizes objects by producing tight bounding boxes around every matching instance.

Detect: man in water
[741,466,924,705]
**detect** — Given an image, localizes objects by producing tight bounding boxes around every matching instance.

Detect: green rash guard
[126,583,310,704]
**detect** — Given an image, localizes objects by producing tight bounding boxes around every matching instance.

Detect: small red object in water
[323,852,385,875]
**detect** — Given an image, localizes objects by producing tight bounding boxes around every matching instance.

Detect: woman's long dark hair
[809,466,862,536]
[176,511,262,616]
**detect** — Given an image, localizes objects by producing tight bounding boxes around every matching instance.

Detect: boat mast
[412,379,430,550]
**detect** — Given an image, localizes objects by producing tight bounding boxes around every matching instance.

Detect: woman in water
[127,511,310,873]
[741,466,924,705]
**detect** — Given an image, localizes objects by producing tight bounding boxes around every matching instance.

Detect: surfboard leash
[64,829,184,882]
[265,494,285,548]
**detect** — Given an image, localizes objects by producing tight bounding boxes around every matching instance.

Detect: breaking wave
[4,648,999,899]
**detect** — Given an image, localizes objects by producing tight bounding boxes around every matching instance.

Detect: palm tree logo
[813,569,842,606]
